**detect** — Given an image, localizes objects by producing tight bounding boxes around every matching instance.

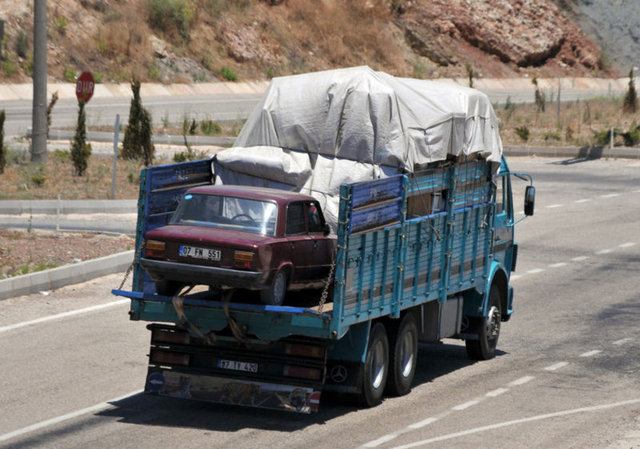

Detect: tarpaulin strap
[172,288,217,345]
[222,291,249,344]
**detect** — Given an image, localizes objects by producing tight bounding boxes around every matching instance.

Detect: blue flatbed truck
[113,155,534,413]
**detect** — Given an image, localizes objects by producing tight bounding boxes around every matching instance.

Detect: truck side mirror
[524,185,535,216]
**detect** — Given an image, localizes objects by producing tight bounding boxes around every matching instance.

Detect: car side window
[286,202,306,235]
[307,202,324,233]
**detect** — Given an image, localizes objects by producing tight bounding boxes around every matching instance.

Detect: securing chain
[117,245,142,291]
[317,252,336,314]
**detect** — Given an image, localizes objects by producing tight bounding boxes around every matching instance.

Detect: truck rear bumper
[140,258,267,289]
[145,368,321,413]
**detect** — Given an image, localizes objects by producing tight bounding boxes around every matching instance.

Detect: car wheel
[260,270,287,306]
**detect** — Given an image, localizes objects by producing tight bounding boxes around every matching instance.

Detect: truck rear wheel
[387,312,418,396]
[466,284,501,360]
[360,322,389,407]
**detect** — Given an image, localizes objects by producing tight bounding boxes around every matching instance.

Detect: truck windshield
[170,193,278,236]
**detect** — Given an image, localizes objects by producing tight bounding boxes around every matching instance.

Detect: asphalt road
[1,156,639,448]
[2,84,624,139]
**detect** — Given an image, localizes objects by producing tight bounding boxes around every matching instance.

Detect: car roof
[187,184,316,203]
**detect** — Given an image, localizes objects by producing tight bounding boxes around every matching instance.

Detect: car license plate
[218,359,258,373]
[179,245,221,261]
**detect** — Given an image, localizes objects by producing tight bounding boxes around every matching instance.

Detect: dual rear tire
[360,313,419,407]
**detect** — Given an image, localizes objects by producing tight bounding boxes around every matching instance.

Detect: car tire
[260,269,287,306]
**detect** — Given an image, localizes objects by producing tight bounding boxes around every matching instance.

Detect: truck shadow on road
[96,343,500,433]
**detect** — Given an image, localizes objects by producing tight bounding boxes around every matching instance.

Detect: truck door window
[495,176,505,214]
[286,202,306,235]
[307,202,324,233]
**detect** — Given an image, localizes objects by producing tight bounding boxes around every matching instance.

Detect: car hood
[145,224,278,249]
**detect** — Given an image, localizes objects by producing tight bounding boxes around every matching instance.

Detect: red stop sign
[76,71,95,103]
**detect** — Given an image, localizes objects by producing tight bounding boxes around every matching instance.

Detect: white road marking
[389,399,640,449]
[0,390,143,443]
[0,299,129,334]
[526,268,545,274]
[619,242,637,248]
[548,262,567,268]
[613,338,633,346]
[575,198,592,203]
[407,417,440,430]
[485,388,509,397]
[546,204,562,209]
[600,193,620,198]
[452,400,481,411]
[510,274,522,281]
[595,249,612,255]
[580,350,602,358]
[509,376,535,386]
[572,256,590,262]
[544,362,569,371]
[363,434,398,448]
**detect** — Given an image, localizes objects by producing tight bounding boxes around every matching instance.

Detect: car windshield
[170,193,278,236]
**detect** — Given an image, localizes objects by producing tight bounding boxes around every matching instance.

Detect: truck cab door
[493,173,515,271]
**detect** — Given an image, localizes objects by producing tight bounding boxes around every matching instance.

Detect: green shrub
[3,56,19,77]
[53,16,69,35]
[147,0,195,41]
[52,149,71,163]
[62,67,76,82]
[514,126,530,142]
[200,120,222,135]
[543,131,561,142]
[622,126,640,147]
[47,91,59,138]
[16,31,28,58]
[220,66,237,81]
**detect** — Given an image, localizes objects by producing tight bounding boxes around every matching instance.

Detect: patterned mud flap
[146,369,322,413]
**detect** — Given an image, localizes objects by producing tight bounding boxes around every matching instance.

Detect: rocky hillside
[0,0,621,84]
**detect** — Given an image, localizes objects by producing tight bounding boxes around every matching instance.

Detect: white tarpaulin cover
[212,66,503,228]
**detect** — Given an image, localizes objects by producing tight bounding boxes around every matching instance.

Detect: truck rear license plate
[218,359,258,373]
[179,245,221,261]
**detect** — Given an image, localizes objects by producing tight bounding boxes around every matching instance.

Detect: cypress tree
[71,100,91,176]
[121,79,155,165]
[0,110,6,174]
[623,69,637,114]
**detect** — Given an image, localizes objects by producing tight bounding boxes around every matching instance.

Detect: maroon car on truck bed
[141,185,335,305]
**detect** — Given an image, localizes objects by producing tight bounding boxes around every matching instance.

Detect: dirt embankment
[0,0,613,86]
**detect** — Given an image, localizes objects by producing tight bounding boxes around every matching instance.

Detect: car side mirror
[323,223,331,236]
[524,185,535,216]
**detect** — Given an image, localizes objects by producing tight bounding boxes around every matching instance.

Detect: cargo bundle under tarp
[212,66,503,227]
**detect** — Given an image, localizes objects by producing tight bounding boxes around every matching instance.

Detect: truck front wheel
[466,284,501,360]
[387,312,418,396]
[360,322,389,407]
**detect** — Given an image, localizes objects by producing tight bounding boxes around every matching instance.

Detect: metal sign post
[112,114,120,199]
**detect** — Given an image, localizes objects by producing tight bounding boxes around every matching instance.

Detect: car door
[306,201,333,281]
[285,201,314,284]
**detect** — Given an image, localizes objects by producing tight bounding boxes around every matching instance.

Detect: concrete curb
[504,145,640,159]
[0,78,632,102]
[0,250,134,301]
[0,199,137,215]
